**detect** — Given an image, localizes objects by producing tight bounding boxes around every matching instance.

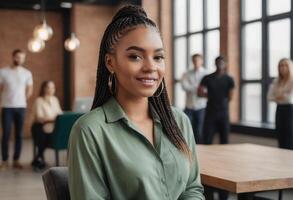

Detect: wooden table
[197,143,293,200]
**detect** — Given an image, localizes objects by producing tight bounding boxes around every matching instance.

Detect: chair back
[51,112,83,150]
[42,167,70,200]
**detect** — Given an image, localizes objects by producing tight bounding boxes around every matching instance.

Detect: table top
[197,143,293,193]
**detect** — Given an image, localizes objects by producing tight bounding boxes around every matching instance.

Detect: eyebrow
[126,46,164,53]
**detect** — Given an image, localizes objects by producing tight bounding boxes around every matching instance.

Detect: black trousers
[31,123,52,160]
[1,108,26,161]
[276,104,293,149]
[202,110,230,144]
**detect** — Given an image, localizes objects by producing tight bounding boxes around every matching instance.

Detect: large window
[173,0,220,108]
[241,0,292,124]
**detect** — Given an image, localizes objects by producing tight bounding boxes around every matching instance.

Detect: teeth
[140,79,154,83]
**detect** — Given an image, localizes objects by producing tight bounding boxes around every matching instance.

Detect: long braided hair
[91,5,191,159]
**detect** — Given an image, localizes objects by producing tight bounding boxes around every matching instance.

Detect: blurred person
[68,5,204,200]
[31,80,62,170]
[181,54,207,143]
[198,55,234,200]
[268,58,293,150]
[0,49,33,170]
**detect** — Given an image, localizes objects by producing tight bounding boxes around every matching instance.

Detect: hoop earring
[108,72,116,95]
[153,81,164,97]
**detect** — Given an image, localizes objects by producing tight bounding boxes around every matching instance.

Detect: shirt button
[161,178,166,183]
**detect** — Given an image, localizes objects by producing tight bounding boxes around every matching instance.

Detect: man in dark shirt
[198,56,235,200]
[198,55,235,144]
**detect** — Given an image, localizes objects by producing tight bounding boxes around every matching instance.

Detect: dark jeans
[184,108,205,144]
[31,123,52,161]
[203,110,230,144]
[1,108,26,161]
[276,104,293,149]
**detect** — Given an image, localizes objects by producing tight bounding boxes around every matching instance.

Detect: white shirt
[267,79,293,104]
[33,96,63,133]
[180,67,207,110]
[0,66,33,108]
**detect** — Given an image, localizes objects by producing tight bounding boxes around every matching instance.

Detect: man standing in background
[0,49,33,170]
[181,54,207,144]
[198,55,234,145]
[198,55,234,200]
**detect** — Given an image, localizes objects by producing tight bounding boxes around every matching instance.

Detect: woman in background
[31,80,62,170]
[268,58,293,149]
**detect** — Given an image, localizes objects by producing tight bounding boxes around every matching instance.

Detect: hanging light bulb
[27,37,45,53]
[64,33,80,51]
[33,19,53,41]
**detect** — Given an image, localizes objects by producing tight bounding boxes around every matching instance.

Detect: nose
[142,57,157,72]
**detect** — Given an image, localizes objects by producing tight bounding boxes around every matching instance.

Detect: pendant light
[33,0,53,41]
[27,37,45,53]
[33,19,53,41]
[64,33,80,51]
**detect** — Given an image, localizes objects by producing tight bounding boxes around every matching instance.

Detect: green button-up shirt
[68,97,204,200]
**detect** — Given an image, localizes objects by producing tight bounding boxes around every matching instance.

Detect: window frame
[240,0,293,124]
[172,0,220,107]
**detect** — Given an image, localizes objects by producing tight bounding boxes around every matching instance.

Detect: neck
[216,69,225,75]
[116,92,150,122]
[11,64,19,69]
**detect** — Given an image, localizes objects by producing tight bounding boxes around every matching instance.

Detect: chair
[42,167,70,200]
[33,112,83,166]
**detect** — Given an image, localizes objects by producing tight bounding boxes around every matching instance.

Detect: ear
[105,53,115,73]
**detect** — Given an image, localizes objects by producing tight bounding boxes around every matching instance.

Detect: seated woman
[31,80,62,170]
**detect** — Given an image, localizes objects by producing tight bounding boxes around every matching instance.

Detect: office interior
[0,0,293,199]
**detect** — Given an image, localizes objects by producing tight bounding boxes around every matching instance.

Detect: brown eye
[154,55,165,62]
[128,54,142,61]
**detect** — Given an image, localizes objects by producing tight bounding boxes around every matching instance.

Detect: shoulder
[0,67,9,74]
[52,96,60,103]
[18,66,32,76]
[182,69,193,78]
[71,107,106,135]
[70,107,108,146]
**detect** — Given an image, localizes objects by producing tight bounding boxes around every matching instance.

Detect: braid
[91,5,191,159]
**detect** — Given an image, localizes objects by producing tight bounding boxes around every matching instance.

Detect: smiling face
[105,26,165,99]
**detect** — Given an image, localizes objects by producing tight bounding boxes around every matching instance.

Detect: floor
[0,133,292,200]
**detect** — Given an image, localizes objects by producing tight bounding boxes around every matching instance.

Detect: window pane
[189,33,203,68]
[267,0,291,16]
[207,0,220,29]
[174,0,187,35]
[243,0,262,21]
[269,19,290,77]
[268,102,276,123]
[174,82,186,109]
[174,37,187,80]
[243,22,262,80]
[189,0,203,32]
[206,30,219,73]
[242,84,261,122]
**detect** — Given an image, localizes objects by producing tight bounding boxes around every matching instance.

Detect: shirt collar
[102,96,161,124]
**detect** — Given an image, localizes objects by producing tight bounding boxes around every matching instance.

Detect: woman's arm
[68,123,110,200]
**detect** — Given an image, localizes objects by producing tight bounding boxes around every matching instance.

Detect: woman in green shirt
[68,5,204,200]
